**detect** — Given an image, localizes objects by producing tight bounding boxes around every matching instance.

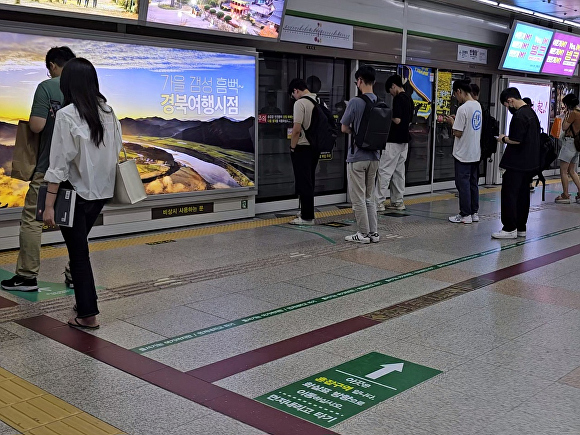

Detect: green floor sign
[255,352,441,428]
[0,268,74,302]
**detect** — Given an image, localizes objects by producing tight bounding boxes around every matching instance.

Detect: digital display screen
[146,0,286,39]
[501,22,554,73]
[0,0,137,20]
[541,32,580,77]
[0,30,256,208]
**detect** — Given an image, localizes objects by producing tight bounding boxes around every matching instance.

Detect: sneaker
[517,231,526,237]
[64,267,74,289]
[491,230,517,239]
[1,275,38,292]
[471,213,480,222]
[368,232,380,243]
[345,232,370,244]
[376,203,385,212]
[289,217,315,226]
[386,201,406,211]
[448,214,472,224]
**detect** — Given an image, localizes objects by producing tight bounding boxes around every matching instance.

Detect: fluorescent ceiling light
[498,3,533,14]
[533,12,563,22]
[564,20,580,28]
[475,0,498,6]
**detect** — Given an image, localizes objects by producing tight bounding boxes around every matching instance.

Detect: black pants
[454,158,479,217]
[501,170,534,232]
[60,197,106,319]
[290,145,319,220]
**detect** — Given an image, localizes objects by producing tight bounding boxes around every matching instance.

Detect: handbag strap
[108,106,127,163]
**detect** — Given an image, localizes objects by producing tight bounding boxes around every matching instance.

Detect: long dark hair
[60,58,108,146]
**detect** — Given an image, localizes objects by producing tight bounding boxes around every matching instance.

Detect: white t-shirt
[452,99,482,163]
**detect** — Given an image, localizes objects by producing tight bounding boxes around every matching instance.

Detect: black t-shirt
[500,105,540,172]
[388,92,414,143]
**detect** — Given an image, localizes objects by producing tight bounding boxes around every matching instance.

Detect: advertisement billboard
[540,32,580,77]
[0,30,256,208]
[500,22,554,74]
[146,0,287,39]
[0,0,137,20]
[505,81,551,135]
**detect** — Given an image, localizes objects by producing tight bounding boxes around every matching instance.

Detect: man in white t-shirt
[287,78,320,225]
[445,79,482,224]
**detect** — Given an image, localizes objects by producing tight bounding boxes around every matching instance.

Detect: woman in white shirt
[41,58,122,329]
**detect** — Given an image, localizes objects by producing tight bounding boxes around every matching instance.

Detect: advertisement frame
[498,20,580,78]
[0,20,259,216]
[143,0,288,43]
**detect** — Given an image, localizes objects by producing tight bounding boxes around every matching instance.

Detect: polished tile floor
[0,181,579,435]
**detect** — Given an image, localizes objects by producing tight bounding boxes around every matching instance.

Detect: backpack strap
[351,94,374,154]
[298,95,319,135]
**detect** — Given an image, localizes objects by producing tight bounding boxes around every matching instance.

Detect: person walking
[40,58,122,329]
[555,94,580,204]
[446,79,482,224]
[492,87,540,239]
[1,47,76,292]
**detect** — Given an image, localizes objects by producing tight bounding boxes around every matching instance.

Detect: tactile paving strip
[0,368,124,435]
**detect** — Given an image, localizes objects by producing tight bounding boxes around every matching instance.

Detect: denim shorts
[558,137,579,164]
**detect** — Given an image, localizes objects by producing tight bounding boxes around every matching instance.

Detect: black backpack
[300,96,338,154]
[480,108,499,161]
[352,94,392,153]
[534,130,557,201]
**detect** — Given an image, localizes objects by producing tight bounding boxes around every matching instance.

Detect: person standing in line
[287,78,319,226]
[375,74,413,212]
[1,47,76,292]
[493,87,541,239]
[340,65,380,244]
[446,79,482,224]
[555,94,580,204]
[40,58,123,329]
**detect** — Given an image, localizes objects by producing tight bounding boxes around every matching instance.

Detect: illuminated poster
[402,66,432,119]
[505,81,551,135]
[0,0,137,20]
[435,70,452,121]
[146,0,286,39]
[501,22,554,73]
[541,32,580,77]
[0,30,256,208]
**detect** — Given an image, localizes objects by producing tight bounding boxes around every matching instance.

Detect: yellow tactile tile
[0,378,45,407]
[22,413,125,435]
[0,368,123,434]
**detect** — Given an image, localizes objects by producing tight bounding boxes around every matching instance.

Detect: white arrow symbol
[37,287,52,293]
[365,363,404,380]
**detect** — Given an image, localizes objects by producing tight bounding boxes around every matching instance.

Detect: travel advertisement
[0,0,138,20]
[146,0,286,39]
[0,30,256,208]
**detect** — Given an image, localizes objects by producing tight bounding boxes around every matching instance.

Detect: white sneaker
[472,213,480,222]
[517,231,526,237]
[491,230,517,239]
[289,217,315,226]
[345,232,370,244]
[376,203,385,212]
[448,214,472,224]
[368,232,380,243]
[386,202,406,211]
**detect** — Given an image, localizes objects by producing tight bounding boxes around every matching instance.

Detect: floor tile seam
[13,316,342,435]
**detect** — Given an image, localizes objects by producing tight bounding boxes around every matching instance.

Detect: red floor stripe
[14,315,339,435]
[188,241,580,382]
[0,296,18,308]
[188,316,379,383]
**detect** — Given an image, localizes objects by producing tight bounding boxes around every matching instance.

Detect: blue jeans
[454,159,479,217]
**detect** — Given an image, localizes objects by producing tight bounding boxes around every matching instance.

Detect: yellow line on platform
[0,367,124,435]
[0,180,558,265]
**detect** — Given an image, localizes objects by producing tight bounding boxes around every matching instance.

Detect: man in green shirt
[1,47,76,292]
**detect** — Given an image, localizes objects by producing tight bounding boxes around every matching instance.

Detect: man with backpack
[340,65,391,243]
[287,78,321,225]
[493,87,541,239]
[375,74,414,212]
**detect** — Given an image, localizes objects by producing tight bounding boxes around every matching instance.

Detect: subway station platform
[0,179,579,435]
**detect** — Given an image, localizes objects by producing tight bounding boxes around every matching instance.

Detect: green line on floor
[0,268,75,301]
[275,224,336,244]
[131,223,580,354]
